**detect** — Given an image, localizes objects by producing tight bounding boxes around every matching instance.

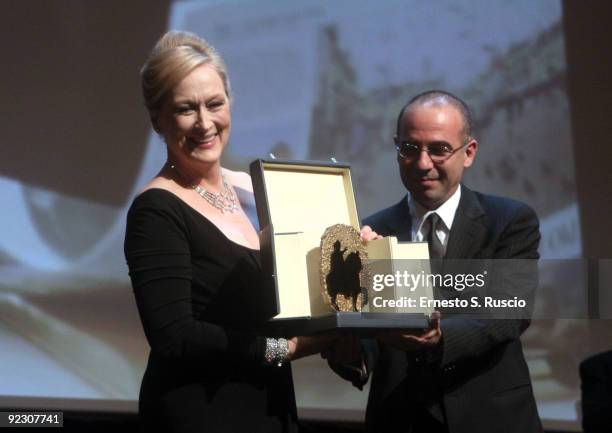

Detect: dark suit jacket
[361,185,543,433]
[580,350,612,433]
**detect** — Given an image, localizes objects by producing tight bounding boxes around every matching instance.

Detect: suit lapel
[384,196,413,242]
[444,186,486,259]
[378,189,486,254]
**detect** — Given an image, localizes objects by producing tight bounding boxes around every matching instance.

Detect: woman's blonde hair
[140,30,231,121]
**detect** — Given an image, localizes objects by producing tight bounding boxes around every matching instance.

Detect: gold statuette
[320,224,372,312]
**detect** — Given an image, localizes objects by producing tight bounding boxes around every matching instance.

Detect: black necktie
[427,213,445,259]
[416,212,447,424]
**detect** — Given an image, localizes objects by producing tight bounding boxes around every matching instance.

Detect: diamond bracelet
[264,338,290,367]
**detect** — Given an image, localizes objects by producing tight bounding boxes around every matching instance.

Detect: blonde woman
[125,31,328,432]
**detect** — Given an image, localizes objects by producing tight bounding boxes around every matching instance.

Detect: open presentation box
[250,159,434,336]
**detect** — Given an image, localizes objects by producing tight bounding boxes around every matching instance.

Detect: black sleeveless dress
[124,189,298,433]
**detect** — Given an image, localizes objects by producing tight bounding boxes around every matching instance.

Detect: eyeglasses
[395,141,469,163]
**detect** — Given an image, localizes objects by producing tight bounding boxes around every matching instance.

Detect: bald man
[338,91,542,433]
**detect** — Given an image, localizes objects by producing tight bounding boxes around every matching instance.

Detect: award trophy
[250,159,434,335]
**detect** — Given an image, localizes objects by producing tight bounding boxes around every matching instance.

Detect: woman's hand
[287,333,338,361]
[320,333,362,365]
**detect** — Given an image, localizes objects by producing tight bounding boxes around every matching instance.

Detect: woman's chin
[190,148,223,165]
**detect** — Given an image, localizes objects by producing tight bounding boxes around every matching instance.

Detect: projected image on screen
[0,0,604,429]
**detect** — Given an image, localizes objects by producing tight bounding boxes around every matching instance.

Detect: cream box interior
[250,159,434,323]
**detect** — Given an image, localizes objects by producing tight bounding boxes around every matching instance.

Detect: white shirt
[407,185,462,255]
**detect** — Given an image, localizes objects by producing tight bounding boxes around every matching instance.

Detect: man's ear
[463,138,478,168]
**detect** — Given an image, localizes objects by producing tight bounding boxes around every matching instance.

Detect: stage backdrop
[1,1,608,431]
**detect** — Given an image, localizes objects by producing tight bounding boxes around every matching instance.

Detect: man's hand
[360,225,382,242]
[376,311,442,351]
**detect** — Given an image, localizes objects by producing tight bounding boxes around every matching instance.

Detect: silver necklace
[168,163,238,213]
[192,178,238,213]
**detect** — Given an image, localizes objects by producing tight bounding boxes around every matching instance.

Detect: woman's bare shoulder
[222,168,253,192]
[138,176,178,195]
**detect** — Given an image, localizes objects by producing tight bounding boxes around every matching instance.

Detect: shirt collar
[407,184,462,234]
